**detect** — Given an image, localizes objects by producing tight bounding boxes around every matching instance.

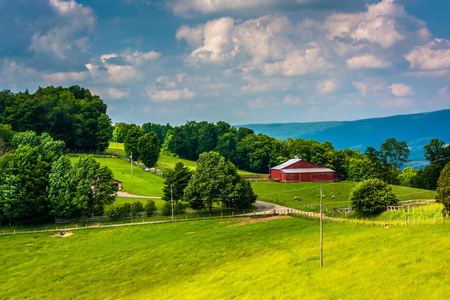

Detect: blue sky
[1,0,449,126]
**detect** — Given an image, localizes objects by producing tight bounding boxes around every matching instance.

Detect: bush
[145,200,157,216]
[120,203,131,215]
[130,201,144,216]
[350,178,397,216]
[106,205,121,219]
[160,201,172,216]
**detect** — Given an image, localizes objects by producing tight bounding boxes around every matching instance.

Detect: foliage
[184,152,256,210]
[48,155,117,218]
[0,124,15,155]
[130,201,144,216]
[162,162,192,203]
[0,133,66,224]
[399,167,418,187]
[144,200,157,216]
[436,162,450,217]
[0,86,112,151]
[350,178,397,215]
[137,132,160,168]
[106,205,121,219]
[124,124,142,161]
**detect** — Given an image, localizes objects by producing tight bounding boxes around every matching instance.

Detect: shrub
[130,201,144,216]
[106,205,121,219]
[144,200,157,216]
[350,178,397,215]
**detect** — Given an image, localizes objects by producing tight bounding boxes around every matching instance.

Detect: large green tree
[350,178,397,216]
[48,155,116,218]
[124,124,142,161]
[162,162,192,204]
[0,86,112,151]
[184,152,256,211]
[436,162,450,218]
[138,132,160,168]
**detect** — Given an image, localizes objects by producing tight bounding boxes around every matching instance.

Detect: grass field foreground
[0,217,449,299]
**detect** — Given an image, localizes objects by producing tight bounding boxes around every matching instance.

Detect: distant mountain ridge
[237,109,450,166]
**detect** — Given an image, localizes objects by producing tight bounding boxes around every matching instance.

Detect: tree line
[113,121,449,189]
[0,131,116,226]
[0,86,112,152]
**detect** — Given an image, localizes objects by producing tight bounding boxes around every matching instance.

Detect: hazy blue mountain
[237,109,450,167]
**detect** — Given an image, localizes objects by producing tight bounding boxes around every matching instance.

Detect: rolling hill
[237,109,450,166]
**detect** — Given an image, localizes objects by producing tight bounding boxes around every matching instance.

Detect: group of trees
[161,152,257,211]
[113,120,449,191]
[0,131,116,225]
[122,124,161,168]
[106,200,157,219]
[0,86,113,152]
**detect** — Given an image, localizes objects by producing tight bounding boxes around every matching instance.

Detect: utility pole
[171,184,174,222]
[130,152,133,179]
[320,185,323,269]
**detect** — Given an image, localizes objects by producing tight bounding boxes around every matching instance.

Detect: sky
[1,0,449,126]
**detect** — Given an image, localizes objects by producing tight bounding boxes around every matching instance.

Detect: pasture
[1,217,448,299]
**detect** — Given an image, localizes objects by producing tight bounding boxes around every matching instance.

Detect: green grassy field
[252,181,436,211]
[1,217,449,299]
[69,157,164,197]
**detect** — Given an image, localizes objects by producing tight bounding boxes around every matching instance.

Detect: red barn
[270,156,338,183]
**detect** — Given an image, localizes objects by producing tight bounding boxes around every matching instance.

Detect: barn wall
[271,170,282,181]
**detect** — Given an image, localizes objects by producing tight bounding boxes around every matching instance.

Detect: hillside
[1,218,449,299]
[237,109,450,165]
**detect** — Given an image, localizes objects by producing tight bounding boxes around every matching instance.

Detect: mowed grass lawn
[69,156,164,197]
[252,181,436,210]
[0,217,449,299]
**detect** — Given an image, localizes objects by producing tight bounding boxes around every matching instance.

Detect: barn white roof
[271,157,302,170]
[281,168,336,174]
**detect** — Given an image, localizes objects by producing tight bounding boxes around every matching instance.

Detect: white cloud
[261,44,331,76]
[325,0,405,48]
[437,86,449,97]
[283,95,302,106]
[353,81,384,96]
[183,17,237,63]
[30,0,96,58]
[389,83,413,97]
[346,54,392,69]
[147,87,196,102]
[44,71,89,83]
[246,96,279,109]
[316,79,337,94]
[168,0,361,17]
[404,38,450,70]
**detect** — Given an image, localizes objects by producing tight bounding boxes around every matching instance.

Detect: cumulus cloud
[404,38,450,70]
[316,79,337,94]
[177,15,330,75]
[346,54,392,69]
[261,44,331,76]
[168,0,364,17]
[325,0,405,48]
[147,87,196,102]
[353,81,384,96]
[283,95,302,106]
[30,0,96,58]
[388,83,413,97]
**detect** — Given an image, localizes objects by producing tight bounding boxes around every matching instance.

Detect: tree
[184,152,256,211]
[124,124,142,161]
[398,167,418,187]
[48,155,116,218]
[162,162,192,203]
[436,162,450,218]
[144,200,157,216]
[380,138,410,170]
[138,132,160,168]
[130,201,144,216]
[350,178,397,216]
